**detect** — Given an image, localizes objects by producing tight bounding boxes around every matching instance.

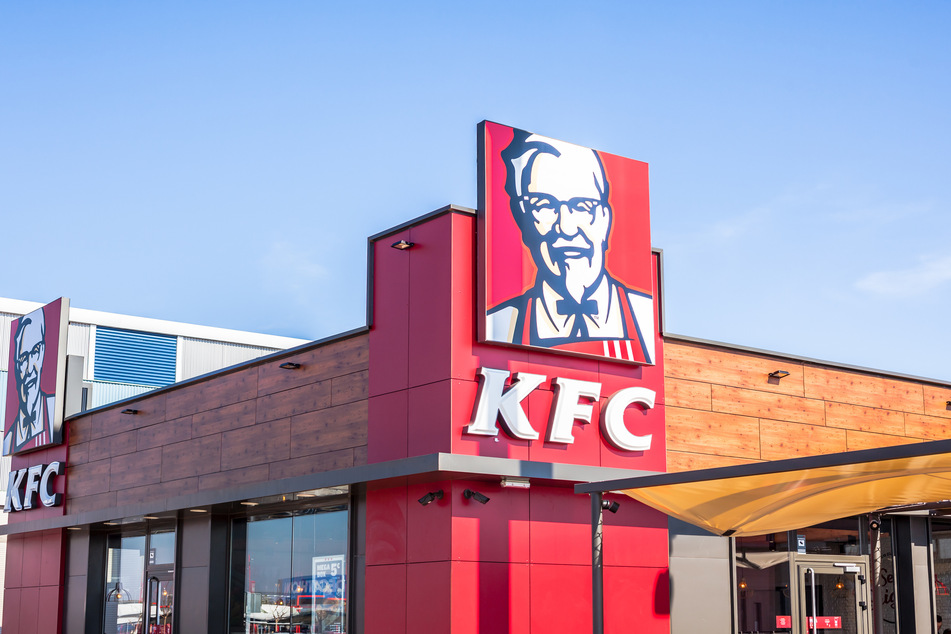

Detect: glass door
[795,559,870,634]
[144,572,174,634]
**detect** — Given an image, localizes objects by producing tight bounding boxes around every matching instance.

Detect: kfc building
[3,122,951,634]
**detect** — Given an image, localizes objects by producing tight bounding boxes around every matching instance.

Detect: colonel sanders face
[14,312,46,423]
[504,134,612,303]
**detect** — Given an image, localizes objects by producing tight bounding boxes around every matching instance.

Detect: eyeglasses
[16,342,44,371]
[519,194,604,217]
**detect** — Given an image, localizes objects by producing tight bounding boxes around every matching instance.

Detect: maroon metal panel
[450,480,529,564]
[365,487,407,565]
[406,380,452,457]
[449,561,531,634]
[4,588,21,634]
[368,229,411,399]
[363,563,407,634]
[366,391,408,463]
[406,217,454,388]
[406,561,451,633]
[406,480,451,564]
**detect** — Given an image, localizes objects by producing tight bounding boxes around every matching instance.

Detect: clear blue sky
[3,2,949,381]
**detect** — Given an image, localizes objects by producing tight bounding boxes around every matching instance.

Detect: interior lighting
[391,240,415,250]
[500,477,531,489]
[463,489,490,504]
[418,490,443,506]
[189,509,208,513]
[738,577,748,590]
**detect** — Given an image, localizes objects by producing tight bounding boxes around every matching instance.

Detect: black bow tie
[556,298,598,338]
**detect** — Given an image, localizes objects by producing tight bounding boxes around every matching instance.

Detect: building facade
[3,124,950,634]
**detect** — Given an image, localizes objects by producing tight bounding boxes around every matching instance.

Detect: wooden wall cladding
[664,339,951,472]
[66,334,369,514]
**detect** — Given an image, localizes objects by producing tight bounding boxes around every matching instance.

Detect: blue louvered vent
[94,327,177,386]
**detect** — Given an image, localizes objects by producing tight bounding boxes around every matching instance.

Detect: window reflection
[231,506,348,634]
[103,534,145,634]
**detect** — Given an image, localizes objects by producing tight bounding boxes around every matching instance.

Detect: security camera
[463,489,490,504]
[418,490,443,506]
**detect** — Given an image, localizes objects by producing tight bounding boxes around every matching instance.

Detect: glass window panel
[736,535,792,634]
[150,529,175,566]
[103,534,145,634]
[230,507,349,634]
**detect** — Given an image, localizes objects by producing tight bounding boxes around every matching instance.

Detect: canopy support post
[591,491,604,634]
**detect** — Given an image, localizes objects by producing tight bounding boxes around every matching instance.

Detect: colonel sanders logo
[481,123,655,364]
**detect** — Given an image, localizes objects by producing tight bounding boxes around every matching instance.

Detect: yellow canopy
[577,439,951,537]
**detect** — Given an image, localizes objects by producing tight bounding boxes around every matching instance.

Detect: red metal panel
[407,480,451,564]
[363,564,406,634]
[3,588,20,634]
[37,584,62,633]
[40,529,64,587]
[406,561,451,633]
[19,533,42,587]
[529,486,590,565]
[367,392,408,463]
[603,566,671,634]
[602,504,670,568]
[529,563,591,633]
[17,586,39,634]
[368,230,410,398]
[5,534,23,589]
[406,380,452,457]
[450,561,530,634]
[450,480,530,564]
[365,487,407,565]
[406,216,454,388]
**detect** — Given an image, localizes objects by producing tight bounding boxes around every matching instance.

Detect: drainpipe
[592,492,604,634]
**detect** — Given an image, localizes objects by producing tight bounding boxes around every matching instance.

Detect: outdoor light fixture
[417,490,443,506]
[500,477,531,489]
[279,362,301,370]
[869,518,882,531]
[768,370,790,380]
[121,409,139,415]
[601,499,620,513]
[391,240,415,250]
[946,400,951,410]
[463,489,490,504]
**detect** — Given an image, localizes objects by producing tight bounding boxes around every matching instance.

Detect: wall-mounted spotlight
[869,518,881,531]
[279,362,301,370]
[500,477,530,489]
[463,489,490,504]
[601,499,620,514]
[121,409,139,415]
[391,240,415,250]
[418,490,444,506]
[768,370,790,380]
[946,400,951,410]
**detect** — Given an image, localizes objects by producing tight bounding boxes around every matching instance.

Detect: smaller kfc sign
[3,298,70,456]
[466,367,655,451]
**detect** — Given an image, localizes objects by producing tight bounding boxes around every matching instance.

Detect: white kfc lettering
[466,368,545,440]
[3,462,64,513]
[466,367,655,451]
